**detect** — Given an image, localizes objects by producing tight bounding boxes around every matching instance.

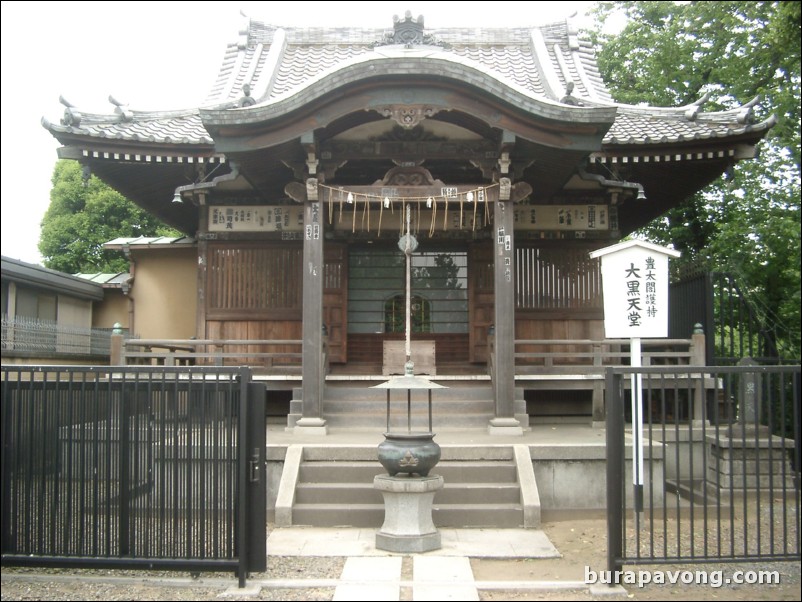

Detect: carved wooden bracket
[511,181,533,202]
[380,105,442,128]
[499,177,511,200]
[496,178,532,203]
[306,178,319,201]
[285,181,307,203]
[376,166,438,187]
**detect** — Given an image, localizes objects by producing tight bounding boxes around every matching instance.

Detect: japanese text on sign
[592,241,679,339]
[209,206,305,232]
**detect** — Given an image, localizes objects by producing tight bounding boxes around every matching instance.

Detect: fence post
[690,323,706,366]
[691,323,707,424]
[237,366,252,588]
[110,324,124,365]
[606,368,624,577]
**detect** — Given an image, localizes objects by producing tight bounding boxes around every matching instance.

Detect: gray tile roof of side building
[74,272,131,288]
[103,236,196,248]
[2,256,104,301]
[42,16,774,150]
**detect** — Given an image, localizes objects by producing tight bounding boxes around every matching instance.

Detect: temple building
[43,12,774,434]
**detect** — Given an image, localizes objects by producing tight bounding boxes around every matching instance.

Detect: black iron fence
[1,365,265,586]
[606,364,801,574]
[1,314,113,357]
[669,270,796,365]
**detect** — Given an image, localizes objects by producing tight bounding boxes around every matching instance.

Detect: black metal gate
[670,269,785,364]
[1,365,266,586]
[606,365,800,574]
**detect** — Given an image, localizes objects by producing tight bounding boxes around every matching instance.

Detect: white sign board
[590,240,680,339]
[590,240,680,514]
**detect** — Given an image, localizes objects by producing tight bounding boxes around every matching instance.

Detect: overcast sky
[0,1,598,266]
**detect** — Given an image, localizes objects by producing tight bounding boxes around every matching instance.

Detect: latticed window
[207,244,302,318]
[384,294,431,333]
[515,246,602,310]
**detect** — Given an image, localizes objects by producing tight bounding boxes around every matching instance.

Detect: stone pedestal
[707,429,796,491]
[293,417,328,436]
[487,417,523,436]
[374,474,444,553]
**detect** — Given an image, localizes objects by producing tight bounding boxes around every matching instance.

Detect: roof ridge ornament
[684,91,711,120]
[59,96,82,128]
[238,83,256,107]
[560,82,582,106]
[109,95,133,122]
[394,11,424,47]
[373,11,449,49]
[737,95,760,124]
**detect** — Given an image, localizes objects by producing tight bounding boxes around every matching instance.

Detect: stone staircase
[275,445,540,529]
[287,382,529,430]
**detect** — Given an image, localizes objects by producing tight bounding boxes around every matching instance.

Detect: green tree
[592,0,801,358]
[39,160,179,274]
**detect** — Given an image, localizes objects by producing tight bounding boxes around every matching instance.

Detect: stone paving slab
[268,527,559,558]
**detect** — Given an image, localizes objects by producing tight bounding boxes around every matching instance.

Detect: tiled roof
[203,19,612,105]
[43,16,771,152]
[2,256,104,300]
[75,272,131,287]
[271,45,370,98]
[604,110,774,145]
[44,111,212,145]
[449,45,546,97]
[80,113,211,144]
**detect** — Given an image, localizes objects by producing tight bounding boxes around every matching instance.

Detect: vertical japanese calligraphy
[591,241,680,339]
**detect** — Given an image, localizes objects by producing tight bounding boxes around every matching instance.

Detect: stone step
[294,481,521,505]
[291,503,384,528]
[298,460,517,483]
[282,446,533,529]
[291,502,524,528]
[289,385,529,430]
[323,385,496,402]
[294,482,383,505]
[322,413,500,429]
[436,482,521,504]
[323,399,497,412]
[291,411,526,428]
[432,503,524,528]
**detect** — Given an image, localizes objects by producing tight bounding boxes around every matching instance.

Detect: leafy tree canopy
[39,160,179,274]
[591,1,801,357]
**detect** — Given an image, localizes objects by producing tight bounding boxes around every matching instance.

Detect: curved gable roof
[204,17,613,107]
[43,14,773,153]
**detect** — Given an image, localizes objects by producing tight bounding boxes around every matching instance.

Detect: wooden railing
[112,337,319,373]
[513,337,704,373]
[487,332,706,379]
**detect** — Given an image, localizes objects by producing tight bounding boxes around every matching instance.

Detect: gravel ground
[2,512,800,601]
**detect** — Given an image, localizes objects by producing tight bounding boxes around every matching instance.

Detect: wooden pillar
[488,179,522,435]
[295,190,328,434]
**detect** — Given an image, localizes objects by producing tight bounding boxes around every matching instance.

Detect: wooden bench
[383,340,436,375]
